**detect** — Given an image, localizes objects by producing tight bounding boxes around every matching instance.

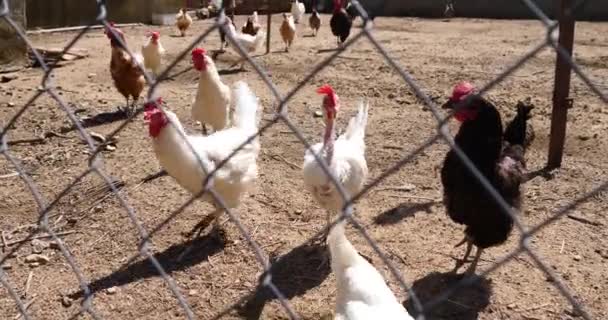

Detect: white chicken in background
[191,47,231,134]
[141,31,165,77]
[328,221,415,320]
[222,16,266,69]
[291,0,306,24]
[176,8,193,37]
[303,85,369,237]
[279,13,296,52]
[144,81,261,236]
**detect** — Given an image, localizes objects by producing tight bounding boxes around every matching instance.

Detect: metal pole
[266,0,272,54]
[547,0,576,169]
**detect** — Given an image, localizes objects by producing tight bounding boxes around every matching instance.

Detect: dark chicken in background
[440,82,535,275]
[330,0,353,47]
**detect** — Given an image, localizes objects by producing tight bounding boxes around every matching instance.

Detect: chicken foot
[117,96,130,115]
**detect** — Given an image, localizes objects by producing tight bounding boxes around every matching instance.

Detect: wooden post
[0,0,27,64]
[547,0,576,169]
[230,0,236,21]
[266,0,272,54]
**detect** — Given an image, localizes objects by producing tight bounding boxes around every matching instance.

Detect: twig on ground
[0,172,19,179]
[567,214,603,226]
[387,194,441,202]
[24,271,33,298]
[1,231,77,247]
[269,154,301,170]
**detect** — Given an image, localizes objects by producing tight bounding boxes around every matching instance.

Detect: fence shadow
[235,241,331,319]
[374,201,437,225]
[68,232,225,300]
[405,272,492,320]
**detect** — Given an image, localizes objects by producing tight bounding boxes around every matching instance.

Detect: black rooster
[330,0,353,47]
[440,82,534,275]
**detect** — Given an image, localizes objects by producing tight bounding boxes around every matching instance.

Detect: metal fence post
[548,0,576,169]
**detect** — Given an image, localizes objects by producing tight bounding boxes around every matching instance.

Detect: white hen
[302,85,369,234]
[191,47,231,134]
[144,81,260,234]
[329,221,415,320]
[141,31,165,77]
[291,0,306,24]
[223,15,266,69]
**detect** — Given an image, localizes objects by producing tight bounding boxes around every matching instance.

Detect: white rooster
[328,221,415,320]
[302,85,369,237]
[141,31,165,77]
[144,81,260,236]
[222,15,266,70]
[191,47,231,134]
[291,0,306,24]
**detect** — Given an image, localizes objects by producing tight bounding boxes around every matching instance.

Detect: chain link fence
[1,0,607,319]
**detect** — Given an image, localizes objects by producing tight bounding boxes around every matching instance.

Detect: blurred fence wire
[1,0,607,319]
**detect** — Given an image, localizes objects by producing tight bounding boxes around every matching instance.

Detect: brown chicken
[280,13,296,52]
[176,8,193,37]
[309,9,321,36]
[104,23,145,115]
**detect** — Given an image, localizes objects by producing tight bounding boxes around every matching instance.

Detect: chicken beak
[441,99,455,110]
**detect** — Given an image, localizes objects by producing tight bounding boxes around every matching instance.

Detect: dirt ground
[1,14,608,320]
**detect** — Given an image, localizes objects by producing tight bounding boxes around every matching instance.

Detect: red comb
[316,84,335,96]
[317,84,338,108]
[151,31,160,38]
[144,97,163,113]
[451,81,475,101]
[192,47,206,56]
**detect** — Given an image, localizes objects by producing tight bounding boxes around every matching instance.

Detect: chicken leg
[177,208,223,261]
[130,95,138,115]
[464,247,483,275]
[451,235,473,273]
[185,208,222,239]
[118,96,130,115]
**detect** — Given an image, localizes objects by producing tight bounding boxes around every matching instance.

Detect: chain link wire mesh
[1,0,607,319]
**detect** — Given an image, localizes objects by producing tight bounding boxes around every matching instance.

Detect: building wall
[361,0,608,21]
[26,0,184,29]
[23,0,608,29]
[0,0,27,64]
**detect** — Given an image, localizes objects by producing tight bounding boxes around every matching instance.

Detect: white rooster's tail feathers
[232,81,260,131]
[328,220,364,272]
[253,31,267,50]
[341,101,369,144]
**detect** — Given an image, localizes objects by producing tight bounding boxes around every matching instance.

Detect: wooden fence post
[266,0,272,54]
[547,0,576,169]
